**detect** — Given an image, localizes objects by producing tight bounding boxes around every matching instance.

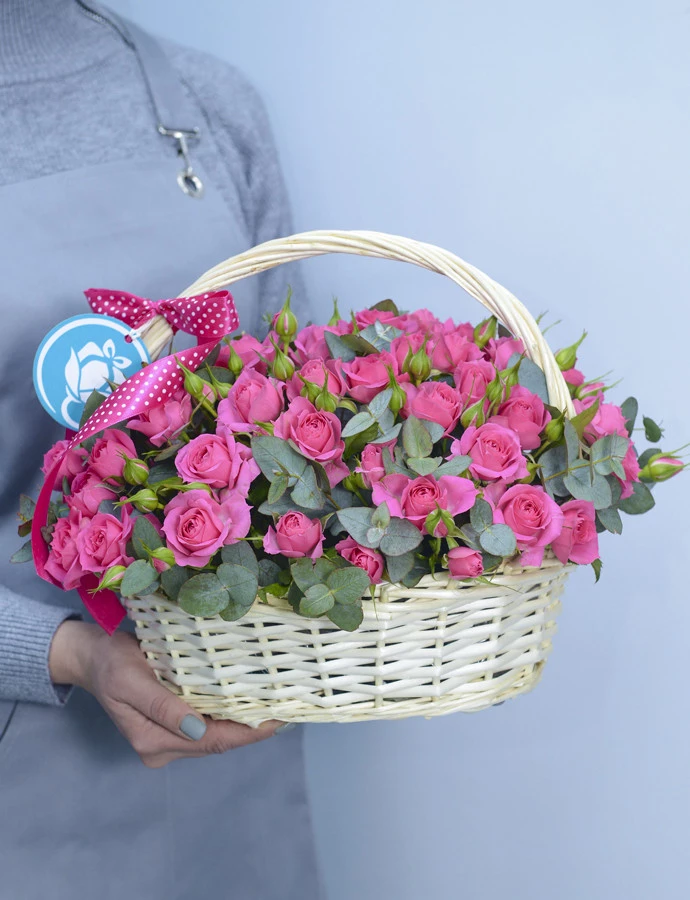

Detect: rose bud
[328,297,343,327]
[128,488,160,512]
[271,342,296,380]
[386,366,407,415]
[95,564,127,592]
[122,456,149,486]
[272,289,299,341]
[314,381,338,413]
[485,375,505,407]
[544,416,565,443]
[227,343,244,377]
[555,331,587,372]
[639,453,686,483]
[473,315,497,349]
[447,547,484,579]
[149,546,176,570]
[460,396,487,429]
[407,341,432,382]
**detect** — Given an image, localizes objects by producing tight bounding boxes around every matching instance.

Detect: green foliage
[619,481,655,515]
[402,416,433,459]
[327,602,364,631]
[160,565,189,601]
[596,506,623,534]
[643,416,663,443]
[10,540,33,564]
[516,357,549,404]
[479,524,517,557]
[620,397,638,436]
[120,560,159,598]
[178,573,230,617]
[385,550,416,583]
[132,515,163,559]
[591,559,603,583]
[78,390,107,429]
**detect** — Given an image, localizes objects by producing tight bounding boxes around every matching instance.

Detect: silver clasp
[158,126,204,198]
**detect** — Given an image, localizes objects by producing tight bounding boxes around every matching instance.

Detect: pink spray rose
[128,390,192,447]
[372,473,477,536]
[581,402,628,442]
[453,359,496,408]
[217,370,284,433]
[494,484,564,567]
[41,439,87,485]
[175,431,259,494]
[456,423,529,483]
[447,546,484,579]
[563,368,585,387]
[551,500,599,566]
[45,510,85,590]
[484,336,525,371]
[354,308,411,331]
[67,470,118,517]
[390,332,428,372]
[342,351,400,404]
[76,507,134,574]
[286,357,347,401]
[294,322,350,364]
[430,331,483,372]
[335,537,384,583]
[162,490,250,567]
[274,397,349,487]
[216,333,274,374]
[88,429,137,480]
[356,441,396,488]
[263,512,324,559]
[490,386,551,451]
[617,442,640,499]
[404,381,464,435]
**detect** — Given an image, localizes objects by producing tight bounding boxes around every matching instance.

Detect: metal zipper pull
[158,126,205,198]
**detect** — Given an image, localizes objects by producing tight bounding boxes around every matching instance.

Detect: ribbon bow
[32,288,241,634]
[84,288,240,340]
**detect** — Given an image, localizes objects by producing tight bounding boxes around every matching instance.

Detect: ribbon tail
[78,575,125,635]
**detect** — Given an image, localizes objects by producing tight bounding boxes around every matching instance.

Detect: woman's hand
[49,619,283,768]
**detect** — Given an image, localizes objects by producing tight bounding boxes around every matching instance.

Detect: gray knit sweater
[0,0,304,705]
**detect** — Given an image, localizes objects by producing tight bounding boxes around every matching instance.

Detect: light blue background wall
[109,2,690,897]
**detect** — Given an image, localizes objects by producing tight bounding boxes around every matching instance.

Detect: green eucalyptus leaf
[267,475,289,504]
[341,411,377,438]
[596,506,623,534]
[336,507,376,546]
[251,435,307,483]
[563,419,580,466]
[591,558,603,582]
[160,565,190,601]
[420,420,445,444]
[385,550,415,583]
[327,602,364,632]
[470,498,493,532]
[79,390,107,429]
[220,542,259,576]
[10,540,33,564]
[372,423,403,444]
[539,445,568,497]
[569,399,600,440]
[339,332,379,356]
[359,323,403,351]
[19,494,36,523]
[479,524,516,557]
[402,416,433,459]
[619,481,655,515]
[324,331,357,362]
[327,566,371,604]
[17,521,31,538]
[407,457,441,476]
[344,421,379,458]
[219,596,255,621]
[366,526,385,546]
[216,563,259,609]
[517,358,549,404]
[637,447,661,469]
[178,573,229,616]
[368,389,393,420]
[299,583,336,616]
[120,560,160,598]
[132,515,163,559]
[435,455,471,477]
[371,502,391,529]
[291,557,339,593]
[148,460,179,484]
[258,558,285,588]
[621,397,638,436]
[379,517,423,556]
[369,299,400,315]
[290,465,326,510]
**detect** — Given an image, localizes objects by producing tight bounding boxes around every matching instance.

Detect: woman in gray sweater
[0,2,322,897]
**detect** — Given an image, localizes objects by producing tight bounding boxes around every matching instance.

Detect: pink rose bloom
[582,402,628,442]
[88,429,137,481]
[286,357,347,401]
[453,359,496,408]
[390,332,428,372]
[175,431,259,494]
[263,512,324,559]
[447,546,484,579]
[490,386,551,451]
[128,390,192,447]
[45,510,85,590]
[372,473,477,536]
[217,370,284,433]
[356,441,396,488]
[335,537,384,583]
[41,439,87,485]
[67,470,118,517]
[563,368,585,387]
[354,309,411,331]
[274,397,349,487]
[77,507,134,574]
[216,334,274,374]
[456,423,529,483]
[163,490,250,568]
[494,484,564,567]
[294,322,350,364]
[484,336,525,371]
[342,351,400,404]
[407,308,442,332]
[430,331,483,372]
[617,442,640,499]
[551,499,599,565]
[404,381,464,435]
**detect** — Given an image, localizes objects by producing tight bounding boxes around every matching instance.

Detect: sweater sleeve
[167,44,313,331]
[0,589,81,705]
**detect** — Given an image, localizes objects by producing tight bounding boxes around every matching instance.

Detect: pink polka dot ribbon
[31,293,240,633]
[84,288,240,340]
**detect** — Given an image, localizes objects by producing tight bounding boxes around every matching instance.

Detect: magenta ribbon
[31,289,239,634]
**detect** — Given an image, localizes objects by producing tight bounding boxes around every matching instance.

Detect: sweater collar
[0,0,122,85]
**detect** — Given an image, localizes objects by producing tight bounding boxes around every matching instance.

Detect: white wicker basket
[127,230,575,726]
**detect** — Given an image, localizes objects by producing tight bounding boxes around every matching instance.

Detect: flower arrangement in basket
[17,232,686,725]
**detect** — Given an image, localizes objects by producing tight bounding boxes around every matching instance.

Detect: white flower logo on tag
[61,339,133,424]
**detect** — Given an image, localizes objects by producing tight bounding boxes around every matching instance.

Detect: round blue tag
[33,314,151,430]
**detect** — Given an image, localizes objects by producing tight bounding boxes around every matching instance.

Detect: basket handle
[180,229,575,415]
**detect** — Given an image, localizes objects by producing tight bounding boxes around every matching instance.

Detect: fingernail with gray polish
[180,714,207,741]
[275,722,298,734]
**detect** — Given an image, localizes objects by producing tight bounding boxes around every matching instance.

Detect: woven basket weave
[127,230,575,726]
